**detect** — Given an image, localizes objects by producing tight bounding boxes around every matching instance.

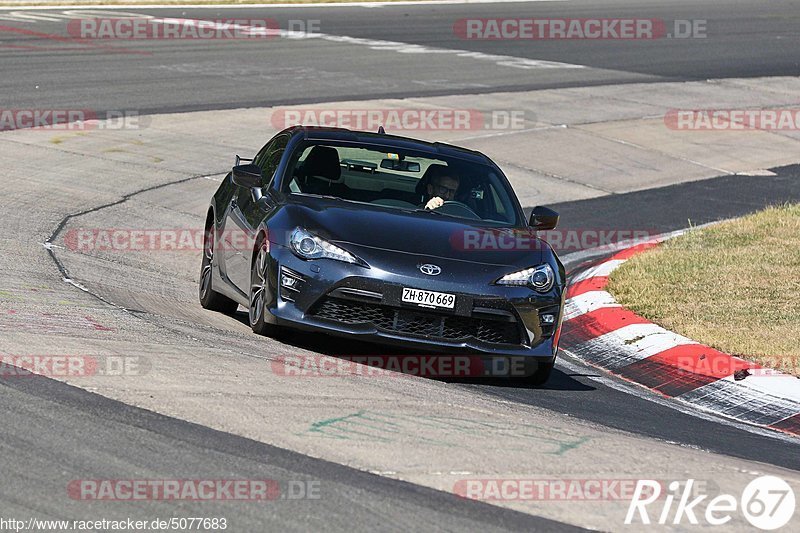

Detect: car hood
[272,196,546,267]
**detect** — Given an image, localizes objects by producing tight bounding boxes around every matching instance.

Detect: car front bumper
[262,244,564,361]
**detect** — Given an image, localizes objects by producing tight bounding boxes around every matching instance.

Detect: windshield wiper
[306,194,342,201]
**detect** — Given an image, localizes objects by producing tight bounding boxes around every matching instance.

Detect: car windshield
[283,140,521,225]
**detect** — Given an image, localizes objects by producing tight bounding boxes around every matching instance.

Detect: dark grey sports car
[200,126,565,384]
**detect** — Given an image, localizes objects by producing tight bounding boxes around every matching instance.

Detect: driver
[423,168,460,210]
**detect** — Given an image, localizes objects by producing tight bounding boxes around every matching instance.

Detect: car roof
[282,125,493,166]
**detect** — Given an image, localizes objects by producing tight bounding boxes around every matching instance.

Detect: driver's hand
[425,197,444,210]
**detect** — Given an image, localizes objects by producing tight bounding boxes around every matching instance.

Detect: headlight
[496,264,555,292]
[290,227,361,265]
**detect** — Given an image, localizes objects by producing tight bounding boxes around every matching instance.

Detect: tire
[248,237,277,336]
[199,223,239,314]
[527,361,554,386]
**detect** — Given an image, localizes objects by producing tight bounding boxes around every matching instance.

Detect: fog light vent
[279,266,305,302]
[538,305,560,339]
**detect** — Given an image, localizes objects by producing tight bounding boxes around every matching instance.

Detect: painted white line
[0,10,73,20]
[561,224,800,437]
[563,290,619,321]
[455,124,566,142]
[0,8,151,22]
[570,258,625,283]
[614,323,697,357]
[557,350,799,444]
[561,227,693,269]
[0,1,569,11]
[0,12,584,71]
[679,378,800,426]
[719,373,800,404]
[571,323,696,370]
[138,17,585,71]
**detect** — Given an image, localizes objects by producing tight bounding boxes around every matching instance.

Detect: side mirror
[529,206,559,230]
[231,164,263,189]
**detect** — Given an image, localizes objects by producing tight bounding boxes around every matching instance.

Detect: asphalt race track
[1,1,800,531]
[0,0,798,113]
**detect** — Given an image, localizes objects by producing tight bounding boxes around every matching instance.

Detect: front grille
[310,297,521,345]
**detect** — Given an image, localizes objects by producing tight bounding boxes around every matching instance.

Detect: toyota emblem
[419,264,441,276]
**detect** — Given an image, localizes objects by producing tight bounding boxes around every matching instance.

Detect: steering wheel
[436,200,481,220]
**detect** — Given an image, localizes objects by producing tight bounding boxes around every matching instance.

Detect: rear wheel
[249,238,277,336]
[199,224,239,314]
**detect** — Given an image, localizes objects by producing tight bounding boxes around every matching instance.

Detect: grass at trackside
[607,203,800,375]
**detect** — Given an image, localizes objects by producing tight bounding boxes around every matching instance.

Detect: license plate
[402,288,456,309]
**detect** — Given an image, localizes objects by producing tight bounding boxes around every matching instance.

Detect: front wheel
[249,239,277,336]
[199,226,239,314]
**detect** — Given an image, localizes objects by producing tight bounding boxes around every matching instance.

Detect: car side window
[489,183,506,216]
[255,134,290,187]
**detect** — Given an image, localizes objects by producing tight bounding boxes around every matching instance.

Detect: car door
[224,133,289,293]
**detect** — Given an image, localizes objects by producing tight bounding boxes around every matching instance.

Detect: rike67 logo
[626,476,795,530]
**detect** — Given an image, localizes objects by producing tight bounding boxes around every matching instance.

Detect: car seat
[301,146,343,195]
